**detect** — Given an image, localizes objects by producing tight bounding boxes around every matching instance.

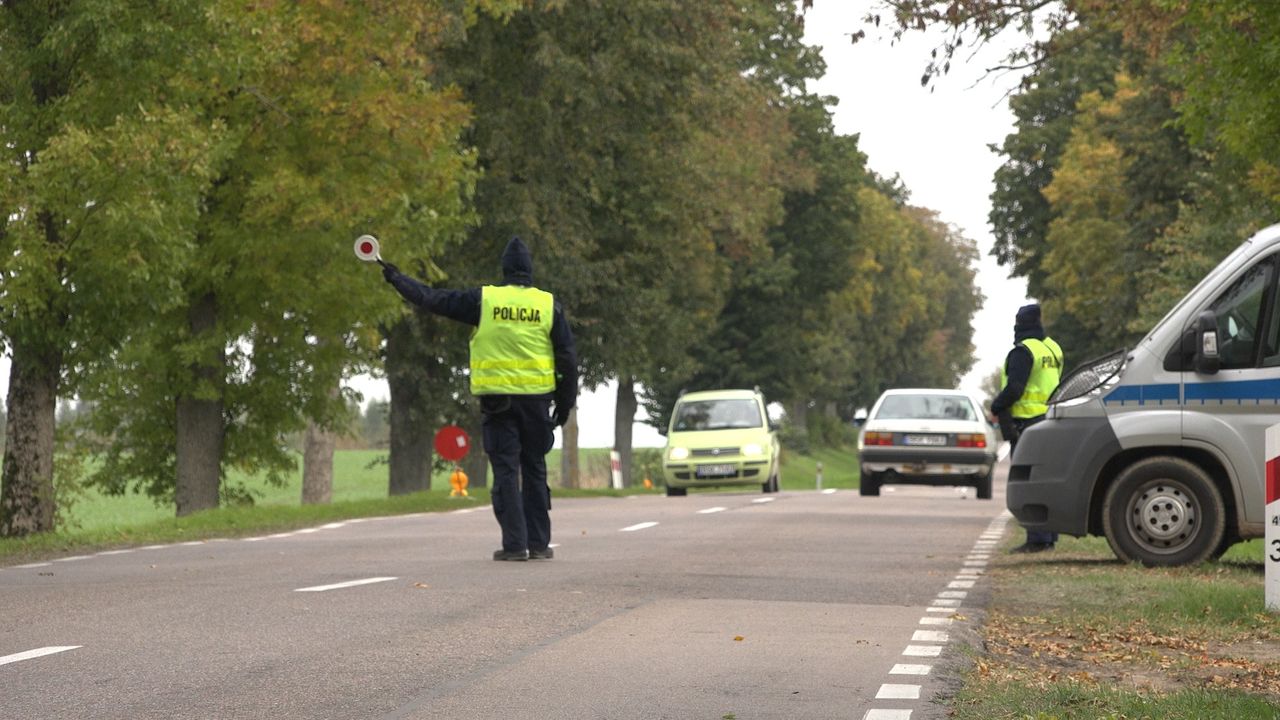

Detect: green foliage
[70,1,484,504]
[884,1,1280,365]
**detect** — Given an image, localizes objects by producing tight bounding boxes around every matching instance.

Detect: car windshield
[875,394,976,421]
[672,399,762,431]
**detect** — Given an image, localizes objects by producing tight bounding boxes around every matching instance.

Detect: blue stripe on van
[1103,383,1180,406]
[1103,379,1280,406]
[1184,378,1280,404]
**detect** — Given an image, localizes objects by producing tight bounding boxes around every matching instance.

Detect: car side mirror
[1194,310,1220,375]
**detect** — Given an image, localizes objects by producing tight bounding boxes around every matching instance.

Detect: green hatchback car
[661,388,781,496]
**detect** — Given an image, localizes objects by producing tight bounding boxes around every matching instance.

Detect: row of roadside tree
[876,2,1280,364]
[0,1,984,536]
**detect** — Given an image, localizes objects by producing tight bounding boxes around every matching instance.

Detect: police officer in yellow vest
[383,238,578,561]
[990,303,1063,553]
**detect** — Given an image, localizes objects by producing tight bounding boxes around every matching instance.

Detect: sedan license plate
[904,434,946,446]
[695,463,736,478]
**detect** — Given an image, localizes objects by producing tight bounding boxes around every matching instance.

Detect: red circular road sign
[353,234,381,262]
[434,425,471,462]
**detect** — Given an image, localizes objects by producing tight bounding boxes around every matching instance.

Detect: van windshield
[672,399,762,431]
[875,394,976,421]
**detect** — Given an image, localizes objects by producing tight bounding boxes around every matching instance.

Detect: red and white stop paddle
[353,234,388,268]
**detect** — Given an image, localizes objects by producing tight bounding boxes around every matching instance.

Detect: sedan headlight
[742,443,764,457]
[668,447,689,461]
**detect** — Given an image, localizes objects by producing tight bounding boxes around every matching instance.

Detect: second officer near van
[382,237,578,561]
[990,303,1063,553]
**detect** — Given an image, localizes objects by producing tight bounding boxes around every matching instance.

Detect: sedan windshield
[673,399,762,431]
[875,394,976,421]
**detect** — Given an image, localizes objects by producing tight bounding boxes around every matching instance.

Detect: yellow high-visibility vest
[1001,337,1064,419]
[469,285,555,395]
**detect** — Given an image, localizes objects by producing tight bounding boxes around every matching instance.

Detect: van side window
[1208,256,1278,369]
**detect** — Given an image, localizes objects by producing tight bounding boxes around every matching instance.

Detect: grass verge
[948,534,1280,719]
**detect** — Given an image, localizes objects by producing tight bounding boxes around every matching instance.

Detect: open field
[0,445,861,564]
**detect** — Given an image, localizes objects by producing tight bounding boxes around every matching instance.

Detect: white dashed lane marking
[697,507,727,514]
[862,511,1012,720]
[876,684,921,700]
[620,522,659,532]
[294,577,398,593]
[0,646,81,666]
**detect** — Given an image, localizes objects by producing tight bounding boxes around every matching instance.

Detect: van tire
[1101,457,1225,567]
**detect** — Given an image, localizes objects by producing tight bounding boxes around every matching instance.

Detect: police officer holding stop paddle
[377,237,578,561]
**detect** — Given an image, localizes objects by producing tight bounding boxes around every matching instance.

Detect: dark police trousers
[482,396,555,553]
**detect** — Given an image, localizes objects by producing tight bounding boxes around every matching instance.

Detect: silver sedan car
[857,388,998,499]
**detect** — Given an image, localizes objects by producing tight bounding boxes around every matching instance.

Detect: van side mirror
[1194,310,1220,375]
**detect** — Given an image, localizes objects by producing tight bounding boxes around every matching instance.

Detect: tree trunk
[559,408,579,489]
[301,380,339,505]
[0,339,60,536]
[788,399,809,430]
[614,377,636,488]
[385,317,431,495]
[175,292,225,517]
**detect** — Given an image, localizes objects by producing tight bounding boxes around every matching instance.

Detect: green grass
[778,445,860,490]
[0,445,861,564]
[951,682,1280,720]
[949,533,1280,718]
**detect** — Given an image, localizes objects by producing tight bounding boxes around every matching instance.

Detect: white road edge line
[863,708,912,719]
[294,577,398,593]
[0,646,81,666]
[620,522,658,532]
[876,683,921,700]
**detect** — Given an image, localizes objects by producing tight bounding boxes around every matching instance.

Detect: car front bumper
[664,458,772,488]
[1006,415,1121,536]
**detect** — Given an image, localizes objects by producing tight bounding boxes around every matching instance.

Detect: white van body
[1009,223,1280,566]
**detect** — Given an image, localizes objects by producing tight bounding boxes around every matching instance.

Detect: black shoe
[529,547,554,560]
[493,549,529,561]
[1010,542,1054,554]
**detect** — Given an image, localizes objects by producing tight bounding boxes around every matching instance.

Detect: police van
[1010,222,1280,566]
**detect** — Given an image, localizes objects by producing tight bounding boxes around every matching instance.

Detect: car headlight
[1050,349,1127,407]
[668,447,689,461]
[742,443,764,457]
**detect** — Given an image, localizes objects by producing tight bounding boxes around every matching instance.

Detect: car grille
[691,447,740,457]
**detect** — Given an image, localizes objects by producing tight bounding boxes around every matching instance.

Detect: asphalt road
[2,464,1012,720]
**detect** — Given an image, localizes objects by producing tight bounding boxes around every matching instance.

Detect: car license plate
[695,464,736,478]
[904,434,945,446]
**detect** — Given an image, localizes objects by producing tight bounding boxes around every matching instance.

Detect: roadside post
[815,461,823,491]
[610,450,623,490]
[1267,425,1280,611]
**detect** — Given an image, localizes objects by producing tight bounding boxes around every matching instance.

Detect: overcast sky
[0,1,1031,450]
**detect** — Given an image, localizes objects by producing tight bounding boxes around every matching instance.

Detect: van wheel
[975,470,993,500]
[859,472,881,497]
[666,485,687,497]
[1101,457,1225,567]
